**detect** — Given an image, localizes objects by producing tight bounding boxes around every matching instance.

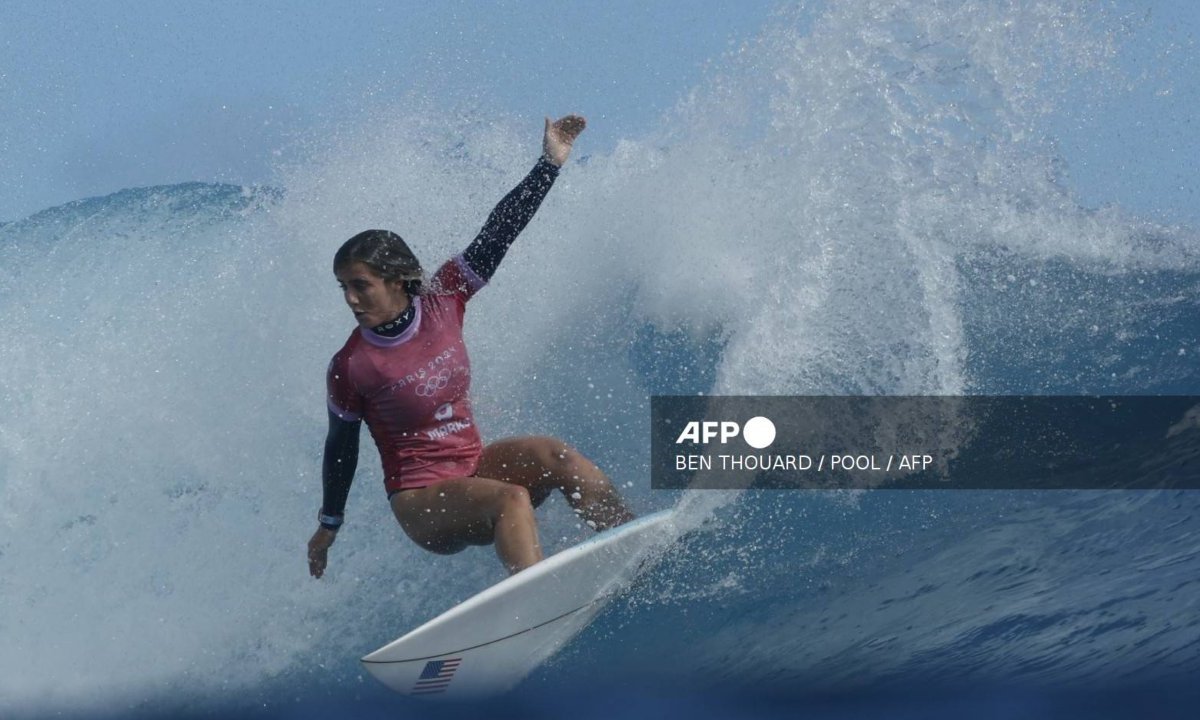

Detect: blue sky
[0,1,777,221]
[1,1,1196,224]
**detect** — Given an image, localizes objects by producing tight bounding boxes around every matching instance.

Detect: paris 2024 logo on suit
[414,368,452,398]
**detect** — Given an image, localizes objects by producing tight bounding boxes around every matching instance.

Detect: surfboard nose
[361,510,676,697]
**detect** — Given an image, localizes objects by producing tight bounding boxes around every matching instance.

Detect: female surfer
[308,114,634,578]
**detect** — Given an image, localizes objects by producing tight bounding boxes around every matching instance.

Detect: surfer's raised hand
[542,114,586,167]
[308,527,336,579]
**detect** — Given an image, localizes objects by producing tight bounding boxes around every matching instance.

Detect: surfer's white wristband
[318,512,343,531]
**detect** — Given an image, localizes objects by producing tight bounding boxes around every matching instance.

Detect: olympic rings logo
[414,369,451,397]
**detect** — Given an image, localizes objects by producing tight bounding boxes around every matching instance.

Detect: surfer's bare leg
[390,477,543,574]
[477,436,635,531]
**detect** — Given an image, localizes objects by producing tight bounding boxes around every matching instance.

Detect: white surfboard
[361,509,676,697]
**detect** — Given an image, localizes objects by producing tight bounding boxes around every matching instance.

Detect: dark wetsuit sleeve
[321,410,361,519]
[462,156,560,282]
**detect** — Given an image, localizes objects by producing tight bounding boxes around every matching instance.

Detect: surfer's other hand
[543,114,586,167]
[308,527,336,578]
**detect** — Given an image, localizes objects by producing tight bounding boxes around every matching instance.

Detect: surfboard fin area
[361,509,677,697]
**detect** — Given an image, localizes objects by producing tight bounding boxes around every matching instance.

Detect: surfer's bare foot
[575,498,635,531]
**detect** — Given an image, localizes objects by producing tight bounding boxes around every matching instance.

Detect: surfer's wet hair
[334,229,424,295]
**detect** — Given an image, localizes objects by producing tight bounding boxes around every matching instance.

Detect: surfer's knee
[528,436,584,479]
[493,483,534,520]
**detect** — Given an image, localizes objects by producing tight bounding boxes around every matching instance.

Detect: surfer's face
[336,261,410,329]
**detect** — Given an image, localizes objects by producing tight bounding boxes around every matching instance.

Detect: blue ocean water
[3,1,1200,718]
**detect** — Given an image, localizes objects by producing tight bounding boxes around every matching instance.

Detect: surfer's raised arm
[459,115,585,283]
